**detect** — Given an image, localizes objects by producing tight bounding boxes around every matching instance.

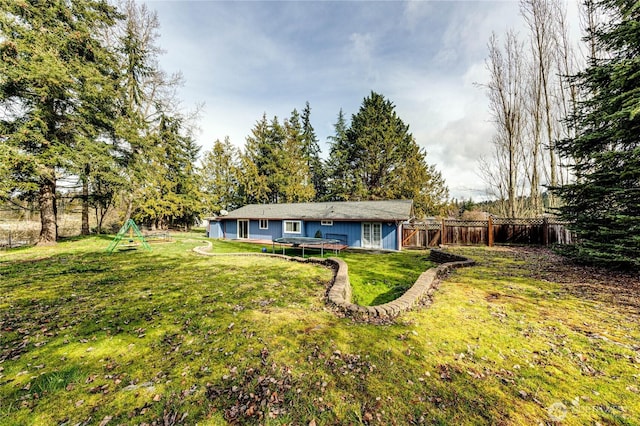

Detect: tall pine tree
[553,0,640,268]
[281,109,315,202]
[199,137,242,214]
[329,92,448,216]
[325,109,352,201]
[301,102,326,200]
[134,114,202,229]
[0,0,120,244]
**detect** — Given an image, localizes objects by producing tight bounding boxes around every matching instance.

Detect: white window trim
[321,220,333,226]
[284,220,302,234]
[237,219,249,239]
[259,219,269,229]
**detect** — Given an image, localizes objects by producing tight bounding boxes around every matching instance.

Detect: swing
[123,228,138,248]
[105,219,151,254]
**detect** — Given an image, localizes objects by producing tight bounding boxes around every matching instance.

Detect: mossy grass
[207,239,434,306]
[1,237,638,424]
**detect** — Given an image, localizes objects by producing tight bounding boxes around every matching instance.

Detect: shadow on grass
[369,285,412,305]
[344,251,433,306]
[0,237,346,424]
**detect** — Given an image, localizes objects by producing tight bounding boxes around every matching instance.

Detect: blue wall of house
[214,219,400,250]
[304,221,355,245]
[305,221,399,250]
[250,220,282,240]
[382,223,399,250]
[224,220,236,238]
[216,219,282,240]
[208,220,222,238]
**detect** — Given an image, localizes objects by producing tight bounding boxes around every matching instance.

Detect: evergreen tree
[243,114,282,203]
[239,114,270,204]
[134,114,202,229]
[242,111,315,204]
[265,116,288,203]
[332,92,448,216]
[237,152,270,205]
[243,114,271,175]
[553,0,640,269]
[112,0,180,224]
[396,141,449,217]
[199,137,242,214]
[325,109,352,201]
[301,102,326,200]
[0,0,120,244]
[281,109,315,202]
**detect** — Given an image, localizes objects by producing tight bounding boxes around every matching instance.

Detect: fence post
[542,217,549,246]
[441,218,446,246]
[487,216,494,247]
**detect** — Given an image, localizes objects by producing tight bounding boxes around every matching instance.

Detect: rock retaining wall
[193,242,475,320]
[326,250,475,319]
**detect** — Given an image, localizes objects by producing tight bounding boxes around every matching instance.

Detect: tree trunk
[37,173,57,245]
[81,163,90,235]
[95,207,102,234]
[124,196,133,223]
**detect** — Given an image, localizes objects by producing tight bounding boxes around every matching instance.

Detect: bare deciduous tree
[481,32,528,218]
[480,0,582,216]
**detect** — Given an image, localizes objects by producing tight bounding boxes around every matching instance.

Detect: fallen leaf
[98,415,112,426]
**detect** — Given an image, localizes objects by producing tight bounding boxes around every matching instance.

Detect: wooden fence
[402,217,575,248]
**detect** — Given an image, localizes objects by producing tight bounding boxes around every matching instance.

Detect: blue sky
[144,0,578,200]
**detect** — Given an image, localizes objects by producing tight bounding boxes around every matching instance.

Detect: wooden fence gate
[402,217,574,248]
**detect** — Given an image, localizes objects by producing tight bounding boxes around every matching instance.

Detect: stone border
[326,250,475,319]
[193,242,475,320]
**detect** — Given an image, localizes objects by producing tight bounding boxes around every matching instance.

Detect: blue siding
[208,220,222,238]
[249,220,282,240]
[219,219,282,240]
[219,218,401,250]
[303,221,359,247]
[381,222,399,250]
[316,221,399,250]
[225,220,238,239]
[304,221,398,250]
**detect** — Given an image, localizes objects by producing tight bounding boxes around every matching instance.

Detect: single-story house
[206,199,414,251]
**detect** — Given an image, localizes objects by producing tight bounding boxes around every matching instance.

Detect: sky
[143,0,580,201]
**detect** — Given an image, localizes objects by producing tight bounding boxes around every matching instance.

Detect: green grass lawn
[1,236,639,425]
[206,239,434,306]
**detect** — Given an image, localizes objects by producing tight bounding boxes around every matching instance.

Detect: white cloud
[146,0,581,201]
[349,32,375,62]
[403,0,436,31]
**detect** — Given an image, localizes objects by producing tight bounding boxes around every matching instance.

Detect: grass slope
[0,237,638,425]
[206,240,434,306]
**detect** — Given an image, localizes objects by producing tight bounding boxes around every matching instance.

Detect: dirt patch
[508,246,640,315]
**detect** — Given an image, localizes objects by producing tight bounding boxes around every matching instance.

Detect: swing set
[105,219,151,254]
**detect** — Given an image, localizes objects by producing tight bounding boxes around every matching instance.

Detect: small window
[321,220,333,226]
[284,220,301,234]
[259,219,269,229]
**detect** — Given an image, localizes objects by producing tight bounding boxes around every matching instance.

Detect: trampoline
[272,237,345,257]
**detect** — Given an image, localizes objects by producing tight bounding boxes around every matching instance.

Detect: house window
[284,220,301,234]
[259,219,269,229]
[321,220,333,226]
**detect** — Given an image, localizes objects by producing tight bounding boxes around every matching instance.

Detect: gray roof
[221,200,413,222]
